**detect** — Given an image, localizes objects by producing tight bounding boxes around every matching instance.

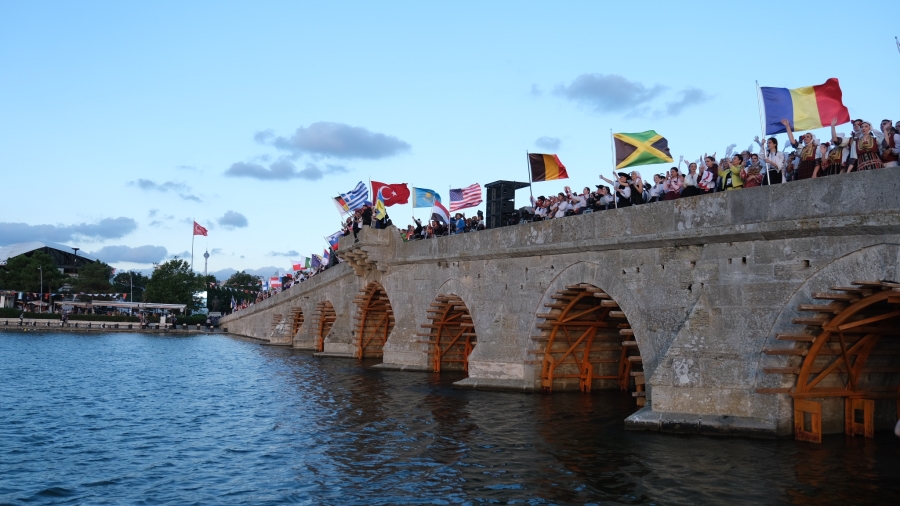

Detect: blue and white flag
[341,181,369,211]
[412,187,441,208]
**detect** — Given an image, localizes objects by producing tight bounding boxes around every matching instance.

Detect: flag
[449,183,482,212]
[291,259,304,271]
[340,181,369,211]
[193,221,208,236]
[323,248,331,264]
[311,255,322,268]
[326,231,342,251]
[613,131,674,169]
[431,200,450,225]
[333,196,350,216]
[374,187,388,220]
[370,181,410,206]
[412,187,441,208]
[231,296,236,309]
[270,276,282,289]
[529,154,568,182]
[760,78,850,135]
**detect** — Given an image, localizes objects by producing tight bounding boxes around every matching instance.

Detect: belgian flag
[614,130,673,169]
[529,153,568,182]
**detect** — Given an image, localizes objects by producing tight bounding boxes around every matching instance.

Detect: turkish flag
[193,221,208,236]
[371,181,410,207]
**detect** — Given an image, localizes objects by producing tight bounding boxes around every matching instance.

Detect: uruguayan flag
[341,181,369,211]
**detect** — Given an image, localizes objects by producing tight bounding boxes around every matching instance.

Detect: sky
[2,1,898,279]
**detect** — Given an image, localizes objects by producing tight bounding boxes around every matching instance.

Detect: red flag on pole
[370,181,410,206]
[193,221,208,236]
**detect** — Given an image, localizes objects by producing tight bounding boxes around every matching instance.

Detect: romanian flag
[761,78,850,135]
[529,154,568,182]
[613,131,673,169]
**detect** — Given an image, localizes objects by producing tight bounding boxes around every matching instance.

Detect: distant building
[0,241,98,274]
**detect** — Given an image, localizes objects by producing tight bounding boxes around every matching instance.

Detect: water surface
[1,331,898,505]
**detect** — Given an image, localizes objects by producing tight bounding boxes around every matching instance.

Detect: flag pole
[525,151,535,204]
[609,130,617,209]
[191,218,195,272]
[755,80,772,186]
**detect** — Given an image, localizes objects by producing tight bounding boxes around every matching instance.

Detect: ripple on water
[1,331,899,505]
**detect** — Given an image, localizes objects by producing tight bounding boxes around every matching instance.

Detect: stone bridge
[220,169,900,440]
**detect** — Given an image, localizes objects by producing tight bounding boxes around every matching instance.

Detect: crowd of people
[530,117,898,217]
[234,116,898,310]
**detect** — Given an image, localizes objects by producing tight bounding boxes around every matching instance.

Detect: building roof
[0,241,99,263]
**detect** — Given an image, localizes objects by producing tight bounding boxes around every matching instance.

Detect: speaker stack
[485,180,530,229]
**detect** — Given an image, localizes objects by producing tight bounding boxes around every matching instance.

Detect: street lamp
[72,247,80,274]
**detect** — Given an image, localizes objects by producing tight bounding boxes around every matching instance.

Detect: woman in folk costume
[755,136,785,184]
[681,162,704,197]
[854,121,884,171]
[629,170,645,205]
[740,153,765,187]
[782,119,819,180]
[880,121,899,168]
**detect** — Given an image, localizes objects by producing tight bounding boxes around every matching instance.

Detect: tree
[70,261,114,294]
[0,251,66,292]
[225,270,260,288]
[144,259,203,312]
[113,271,149,301]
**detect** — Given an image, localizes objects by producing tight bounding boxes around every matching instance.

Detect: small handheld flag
[431,200,450,225]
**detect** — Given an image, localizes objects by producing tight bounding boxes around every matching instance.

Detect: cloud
[168,250,191,260]
[535,136,561,151]
[89,245,168,264]
[128,179,201,202]
[148,209,159,218]
[268,122,411,160]
[268,250,299,257]
[554,73,666,113]
[176,165,200,172]
[254,129,275,144]
[217,211,248,229]
[148,220,163,227]
[224,160,345,181]
[0,217,138,246]
[663,87,712,116]
[530,84,542,97]
[210,248,223,255]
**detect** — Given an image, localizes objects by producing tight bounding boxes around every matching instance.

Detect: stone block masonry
[221,169,900,438]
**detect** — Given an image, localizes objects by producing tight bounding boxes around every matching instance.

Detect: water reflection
[1,332,898,505]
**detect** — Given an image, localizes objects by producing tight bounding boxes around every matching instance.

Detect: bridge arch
[756,244,900,440]
[528,261,650,405]
[353,282,394,358]
[419,293,477,373]
[311,301,337,352]
[289,306,304,337]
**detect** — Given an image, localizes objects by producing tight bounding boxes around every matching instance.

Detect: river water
[1,331,898,505]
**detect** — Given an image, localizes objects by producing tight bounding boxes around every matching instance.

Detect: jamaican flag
[529,153,568,182]
[613,130,673,169]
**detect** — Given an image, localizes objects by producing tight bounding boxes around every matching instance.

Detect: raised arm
[830,117,840,144]
[599,174,614,185]
[782,119,797,146]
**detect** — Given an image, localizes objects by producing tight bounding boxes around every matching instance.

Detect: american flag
[449,183,482,212]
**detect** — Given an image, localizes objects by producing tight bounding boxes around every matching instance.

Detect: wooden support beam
[776,333,816,342]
